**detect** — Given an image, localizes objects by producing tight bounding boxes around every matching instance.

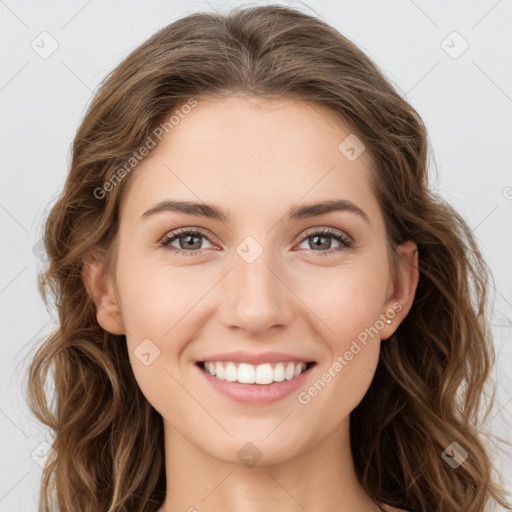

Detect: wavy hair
[26,4,511,511]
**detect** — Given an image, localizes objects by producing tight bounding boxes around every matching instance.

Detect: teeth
[225,362,237,382]
[202,361,309,384]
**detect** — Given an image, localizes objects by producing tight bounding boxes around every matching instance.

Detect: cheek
[115,258,219,401]
[291,259,387,410]
[295,268,385,422]
[117,258,205,343]
[117,262,196,417]
[294,258,389,346]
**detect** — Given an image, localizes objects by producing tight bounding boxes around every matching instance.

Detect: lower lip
[196,363,316,404]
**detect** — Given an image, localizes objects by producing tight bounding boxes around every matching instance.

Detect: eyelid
[159,227,218,248]
[300,226,353,244]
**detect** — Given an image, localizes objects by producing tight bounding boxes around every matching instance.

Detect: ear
[380,240,419,340]
[81,251,126,335]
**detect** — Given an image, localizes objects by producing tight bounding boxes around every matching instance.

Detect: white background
[1,0,511,510]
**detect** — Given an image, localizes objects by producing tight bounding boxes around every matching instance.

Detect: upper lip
[198,351,316,365]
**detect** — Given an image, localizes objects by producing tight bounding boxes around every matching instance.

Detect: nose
[218,246,295,337]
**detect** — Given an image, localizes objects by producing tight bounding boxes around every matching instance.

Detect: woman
[27,4,510,511]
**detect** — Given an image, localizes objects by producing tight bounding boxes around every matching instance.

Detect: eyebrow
[139,199,371,226]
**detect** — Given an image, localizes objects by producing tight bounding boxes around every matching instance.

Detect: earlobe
[81,252,126,335]
[381,240,419,340]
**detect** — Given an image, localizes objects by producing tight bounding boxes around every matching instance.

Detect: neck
[157,416,383,512]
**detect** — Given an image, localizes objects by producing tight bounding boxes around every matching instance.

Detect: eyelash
[159,227,354,257]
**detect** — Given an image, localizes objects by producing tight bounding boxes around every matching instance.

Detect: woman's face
[90,94,417,466]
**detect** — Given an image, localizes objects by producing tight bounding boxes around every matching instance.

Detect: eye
[296,227,353,256]
[159,227,354,256]
[160,228,216,255]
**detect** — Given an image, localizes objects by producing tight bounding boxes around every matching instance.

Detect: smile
[197,361,316,385]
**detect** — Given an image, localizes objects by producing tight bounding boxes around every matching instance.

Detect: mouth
[196,360,317,385]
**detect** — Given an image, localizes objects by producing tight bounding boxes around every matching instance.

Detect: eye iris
[181,233,202,250]
[310,234,332,250]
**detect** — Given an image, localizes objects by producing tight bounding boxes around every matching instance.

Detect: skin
[83,93,418,512]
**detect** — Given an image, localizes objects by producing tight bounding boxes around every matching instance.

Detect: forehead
[119,94,380,226]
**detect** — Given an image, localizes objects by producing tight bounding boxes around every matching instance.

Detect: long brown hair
[26,4,511,511]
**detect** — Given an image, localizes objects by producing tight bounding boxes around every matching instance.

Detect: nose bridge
[220,236,294,334]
